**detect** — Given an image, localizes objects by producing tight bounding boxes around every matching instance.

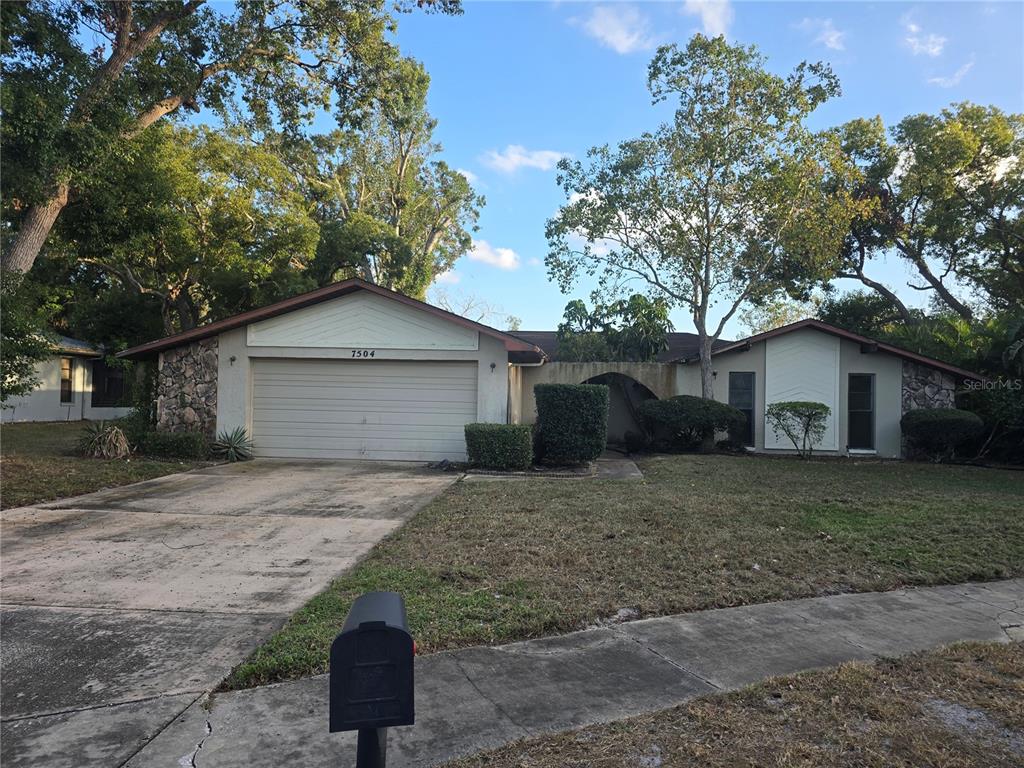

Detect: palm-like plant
[212,427,254,462]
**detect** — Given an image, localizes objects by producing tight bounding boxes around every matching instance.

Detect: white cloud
[577,5,655,54]
[527,257,542,267]
[435,270,461,285]
[481,145,567,174]
[468,240,521,270]
[455,168,478,184]
[902,15,946,57]
[681,0,734,37]
[795,18,845,51]
[928,58,975,87]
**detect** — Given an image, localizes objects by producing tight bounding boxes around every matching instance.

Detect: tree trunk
[697,329,716,452]
[2,182,70,273]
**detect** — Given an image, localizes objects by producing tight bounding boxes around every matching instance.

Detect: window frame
[60,357,74,404]
[728,371,756,448]
[847,372,875,451]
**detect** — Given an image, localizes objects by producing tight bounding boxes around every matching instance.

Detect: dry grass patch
[1,421,202,508]
[223,454,1024,689]
[446,642,1024,768]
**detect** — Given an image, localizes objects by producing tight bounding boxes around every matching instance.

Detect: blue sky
[361,1,1022,337]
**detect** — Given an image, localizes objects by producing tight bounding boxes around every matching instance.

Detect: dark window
[848,373,874,450]
[91,360,127,408]
[728,372,755,447]
[60,357,74,404]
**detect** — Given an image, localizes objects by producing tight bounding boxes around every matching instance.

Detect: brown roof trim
[679,318,984,381]
[118,278,545,360]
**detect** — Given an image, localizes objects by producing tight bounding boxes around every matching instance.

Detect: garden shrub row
[465,423,533,470]
[638,395,745,451]
[134,429,210,459]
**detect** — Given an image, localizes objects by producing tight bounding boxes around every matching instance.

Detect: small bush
[534,384,609,465]
[79,421,131,459]
[119,405,154,448]
[765,401,831,458]
[902,408,985,462]
[465,423,533,470]
[212,426,254,462]
[137,430,209,459]
[639,396,746,451]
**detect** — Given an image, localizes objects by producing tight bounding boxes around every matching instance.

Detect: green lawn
[446,642,1024,768]
[0,421,203,508]
[223,454,1024,690]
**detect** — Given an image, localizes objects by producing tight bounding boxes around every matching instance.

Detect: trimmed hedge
[902,408,985,461]
[639,395,746,450]
[136,430,210,460]
[534,383,609,465]
[465,423,533,471]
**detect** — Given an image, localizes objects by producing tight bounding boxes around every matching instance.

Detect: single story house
[2,335,132,423]
[120,280,983,461]
[120,279,545,461]
[515,319,984,458]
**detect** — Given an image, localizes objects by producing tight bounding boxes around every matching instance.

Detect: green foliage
[212,427,254,463]
[136,430,209,460]
[818,291,913,338]
[55,124,319,334]
[0,271,53,404]
[958,383,1024,463]
[638,396,746,452]
[464,423,533,471]
[78,421,131,460]
[292,58,482,298]
[901,408,986,463]
[765,401,832,458]
[547,35,860,397]
[831,104,1023,321]
[555,295,673,362]
[1,0,462,272]
[533,384,609,465]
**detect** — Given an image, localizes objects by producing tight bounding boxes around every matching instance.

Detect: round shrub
[465,423,533,471]
[534,383,609,465]
[639,395,745,451]
[901,408,985,462]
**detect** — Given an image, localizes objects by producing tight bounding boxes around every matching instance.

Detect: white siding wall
[0,357,130,423]
[764,329,840,450]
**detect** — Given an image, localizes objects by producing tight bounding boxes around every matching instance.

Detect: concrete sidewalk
[127,579,1023,768]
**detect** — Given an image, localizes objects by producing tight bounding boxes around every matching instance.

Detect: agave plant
[78,421,132,459]
[212,426,254,462]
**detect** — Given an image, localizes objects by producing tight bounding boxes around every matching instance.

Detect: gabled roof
[55,335,102,358]
[118,278,546,362]
[676,318,984,381]
[512,331,733,363]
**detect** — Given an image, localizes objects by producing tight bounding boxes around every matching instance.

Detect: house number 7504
[351,350,375,358]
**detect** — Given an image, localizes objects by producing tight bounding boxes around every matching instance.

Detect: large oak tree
[1,0,460,274]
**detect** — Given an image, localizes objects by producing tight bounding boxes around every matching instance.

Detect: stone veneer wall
[157,337,218,435]
[901,360,957,413]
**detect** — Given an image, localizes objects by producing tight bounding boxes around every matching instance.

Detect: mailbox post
[330,592,415,768]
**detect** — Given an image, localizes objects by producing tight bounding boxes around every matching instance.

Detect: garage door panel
[251,360,478,461]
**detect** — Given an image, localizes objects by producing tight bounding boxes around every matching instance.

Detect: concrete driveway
[0,460,458,768]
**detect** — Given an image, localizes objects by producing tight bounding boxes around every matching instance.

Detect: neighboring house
[120,280,983,462]
[119,279,545,462]
[1,336,132,423]
[516,319,984,459]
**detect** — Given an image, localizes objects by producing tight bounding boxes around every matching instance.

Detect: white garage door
[251,359,478,461]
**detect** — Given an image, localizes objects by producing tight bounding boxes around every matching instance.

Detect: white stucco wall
[1,356,127,423]
[676,328,909,457]
[214,292,511,446]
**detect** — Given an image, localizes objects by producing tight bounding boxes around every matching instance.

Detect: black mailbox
[330,591,415,734]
